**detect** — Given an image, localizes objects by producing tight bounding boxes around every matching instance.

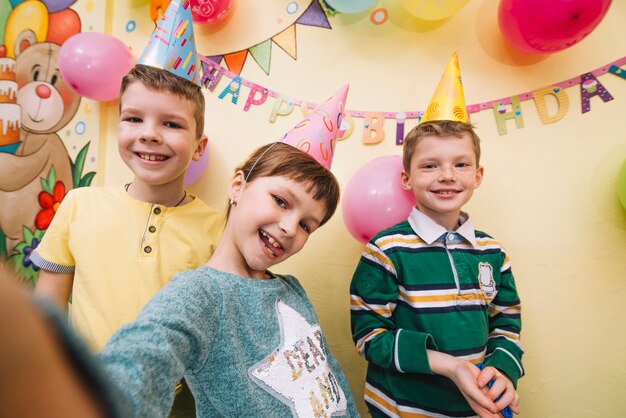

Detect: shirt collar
[407,207,477,248]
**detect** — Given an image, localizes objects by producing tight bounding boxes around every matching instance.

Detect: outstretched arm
[98,272,218,418]
[0,266,107,418]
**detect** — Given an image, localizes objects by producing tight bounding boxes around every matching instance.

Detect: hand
[448,360,501,418]
[477,366,520,415]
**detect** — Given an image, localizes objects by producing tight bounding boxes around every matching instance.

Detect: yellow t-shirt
[32,186,224,351]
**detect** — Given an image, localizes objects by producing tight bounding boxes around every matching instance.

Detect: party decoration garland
[200,55,626,141]
[205,0,331,75]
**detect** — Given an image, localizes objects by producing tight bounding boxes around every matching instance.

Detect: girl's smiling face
[225,173,327,279]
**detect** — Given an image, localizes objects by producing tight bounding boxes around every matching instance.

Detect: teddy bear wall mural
[0,1,96,285]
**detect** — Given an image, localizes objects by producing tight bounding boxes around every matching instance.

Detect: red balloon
[47,8,81,45]
[498,0,612,54]
[342,156,416,244]
[190,0,232,25]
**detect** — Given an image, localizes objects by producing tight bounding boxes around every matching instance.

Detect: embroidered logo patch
[477,262,496,299]
[250,301,347,417]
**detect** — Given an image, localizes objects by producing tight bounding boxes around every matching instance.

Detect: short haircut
[226,142,340,227]
[119,64,205,139]
[402,120,482,172]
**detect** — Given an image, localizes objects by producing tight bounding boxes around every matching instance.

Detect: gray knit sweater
[98,266,359,417]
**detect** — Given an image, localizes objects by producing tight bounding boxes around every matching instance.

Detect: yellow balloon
[400,0,469,21]
[5,1,49,58]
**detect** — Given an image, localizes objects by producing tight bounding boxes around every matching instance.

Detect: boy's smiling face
[401,132,483,230]
[118,81,206,194]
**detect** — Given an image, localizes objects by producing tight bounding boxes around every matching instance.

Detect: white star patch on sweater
[249,301,348,417]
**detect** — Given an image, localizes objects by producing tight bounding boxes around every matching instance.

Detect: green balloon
[0,0,13,47]
[619,159,626,210]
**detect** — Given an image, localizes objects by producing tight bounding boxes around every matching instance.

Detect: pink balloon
[498,0,612,54]
[190,0,232,25]
[184,144,210,186]
[59,32,135,101]
[343,156,416,244]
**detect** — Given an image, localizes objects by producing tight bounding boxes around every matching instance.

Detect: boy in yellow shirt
[32,1,222,353]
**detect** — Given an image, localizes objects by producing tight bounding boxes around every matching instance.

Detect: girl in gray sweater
[98,142,359,417]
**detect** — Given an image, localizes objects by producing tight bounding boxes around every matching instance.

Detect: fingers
[463,382,498,414]
[465,397,500,418]
[454,362,498,413]
[477,366,497,388]
[487,376,507,400]
[508,391,521,414]
[493,387,514,411]
[477,366,520,414]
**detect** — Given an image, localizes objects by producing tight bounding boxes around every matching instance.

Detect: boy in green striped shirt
[350,53,523,417]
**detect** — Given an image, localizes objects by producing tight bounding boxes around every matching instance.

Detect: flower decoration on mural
[10,227,46,287]
[22,237,41,272]
[34,167,66,230]
[36,181,66,230]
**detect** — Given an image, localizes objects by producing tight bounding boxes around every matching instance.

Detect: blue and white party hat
[138,0,200,85]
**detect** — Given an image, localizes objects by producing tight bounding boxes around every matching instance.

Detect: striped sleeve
[350,238,437,375]
[484,248,524,386]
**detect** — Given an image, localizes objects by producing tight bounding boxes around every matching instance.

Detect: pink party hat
[138,0,200,86]
[279,85,349,170]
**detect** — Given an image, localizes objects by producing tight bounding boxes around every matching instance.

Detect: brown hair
[119,64,205,139]
[402,120,481,172]
[226,142,340,226]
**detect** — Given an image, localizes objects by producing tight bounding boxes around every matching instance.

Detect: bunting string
[200,55,626,141]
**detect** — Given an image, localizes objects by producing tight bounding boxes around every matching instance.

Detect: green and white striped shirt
[350,208,523,417]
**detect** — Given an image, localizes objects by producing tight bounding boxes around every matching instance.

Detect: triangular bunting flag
[272,25,297,60]
[249,40,272,75]
[296,0,331,29]
[205,55,223,64]
[223,50,248,75]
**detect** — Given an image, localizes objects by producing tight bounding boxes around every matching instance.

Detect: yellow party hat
[420,51,468,124]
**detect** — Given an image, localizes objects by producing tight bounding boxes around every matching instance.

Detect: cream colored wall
[101,1,626,416]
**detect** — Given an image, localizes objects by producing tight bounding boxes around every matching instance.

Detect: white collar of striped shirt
[407,207,478,249]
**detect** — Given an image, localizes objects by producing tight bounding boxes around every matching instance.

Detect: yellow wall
[101,1,626,416]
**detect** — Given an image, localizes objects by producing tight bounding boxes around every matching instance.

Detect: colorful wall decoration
[0,0,102,284]
[194,0,331,75]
